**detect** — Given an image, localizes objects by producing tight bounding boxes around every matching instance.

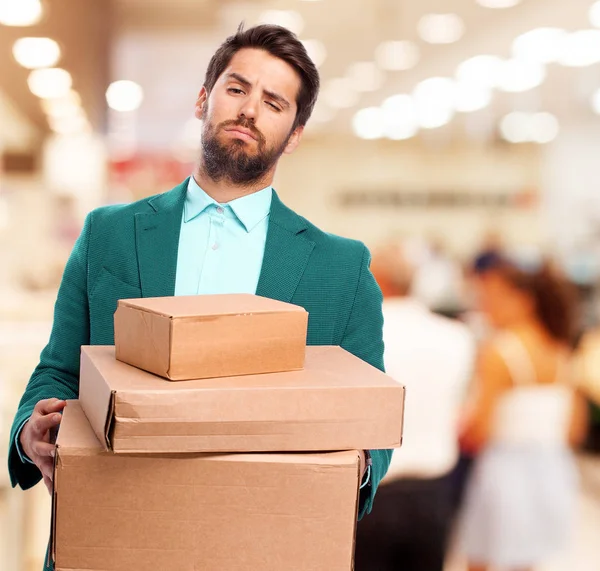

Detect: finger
[31,413,62,437]
[43,475,53,495]
[35,399,66,416]
[32,441,56,459]
[38,458,54,482]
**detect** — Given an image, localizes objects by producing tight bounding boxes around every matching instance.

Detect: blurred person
[576,328,600,407]
[7,24,391,571]
[458,254,588,571]
[574,328,600,451]
[411,237,464,315]
[355,243,476,571]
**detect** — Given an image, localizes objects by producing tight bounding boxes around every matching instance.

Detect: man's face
[196,48,304,186]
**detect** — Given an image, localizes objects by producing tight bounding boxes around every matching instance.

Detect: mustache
[217,118,265,145]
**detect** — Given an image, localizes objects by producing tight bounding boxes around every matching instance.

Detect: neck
[509,317,552,342]
[193,161,275,204]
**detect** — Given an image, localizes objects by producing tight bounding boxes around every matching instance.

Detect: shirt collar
[184,175,272,233]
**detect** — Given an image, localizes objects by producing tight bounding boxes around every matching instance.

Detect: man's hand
[19,398,66,494]
[359,450,366,478]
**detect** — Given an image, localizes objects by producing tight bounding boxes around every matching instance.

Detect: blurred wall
[275,136,542,256]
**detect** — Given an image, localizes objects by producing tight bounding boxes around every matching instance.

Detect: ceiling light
[589,1,600,28]
[382,94,414,114]
[48,114,90,136]
[495,59,546,92]
[386,122,419,141]
[352,107,385,140]
[322,77,360,109]
[381,95,419,140]
[106,80,144,112]
[13,37,61,70]
[477,0,521,7]
[512,28,568,64]
[500,112,530,143]
[41,90,82,119]
[375,41,420,71]
[414,77,456,102]
[28,68,73,99]
[413,77,456,110]
[259,10,304,35]
[592,88,600,114]
[347,61,385,92]
[530,112,559,144]
[455,83,492,113]
[301,39,327,68]
[499,111,559,144]
[418,13,465,45]
[413,77,456,129]
[0,0,42,26]
[557,30,600,67]
[456,55,504,89]
[416,108,454,129]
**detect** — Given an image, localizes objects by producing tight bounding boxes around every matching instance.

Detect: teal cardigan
[9,179,391,548]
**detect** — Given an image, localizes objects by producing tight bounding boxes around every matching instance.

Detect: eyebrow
[226,72,291,110]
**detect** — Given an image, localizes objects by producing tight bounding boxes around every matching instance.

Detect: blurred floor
[445,454,600,571]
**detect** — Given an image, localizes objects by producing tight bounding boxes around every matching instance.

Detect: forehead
[221,48,301,103]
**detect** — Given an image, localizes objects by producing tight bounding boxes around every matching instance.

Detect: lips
[225,127,257,141]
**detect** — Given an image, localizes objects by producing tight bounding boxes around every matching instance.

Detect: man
[355,244,475,571]
[8,23,391,567]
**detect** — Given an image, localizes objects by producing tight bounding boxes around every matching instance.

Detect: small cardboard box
[52,401,361,571]
[79,345,405,454]
[114,294,308,381]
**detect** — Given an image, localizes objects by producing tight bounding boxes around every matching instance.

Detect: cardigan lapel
[135,178,187,298]
[256,190,315,302]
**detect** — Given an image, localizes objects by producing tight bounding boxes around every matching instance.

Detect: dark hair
[481,255,579,345]
[203,23,320,130]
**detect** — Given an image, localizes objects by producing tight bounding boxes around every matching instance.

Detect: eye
[266,101,282,112]
[228,87,244,95]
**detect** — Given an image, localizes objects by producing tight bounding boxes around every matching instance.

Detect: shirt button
[212,243,219,250]
[216,206,224,214]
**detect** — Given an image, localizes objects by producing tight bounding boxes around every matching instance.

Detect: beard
[200,117,290,187]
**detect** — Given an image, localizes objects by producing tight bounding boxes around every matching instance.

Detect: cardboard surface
[53,401,360,571]
[114,294,308,381]
[79,345,405,454]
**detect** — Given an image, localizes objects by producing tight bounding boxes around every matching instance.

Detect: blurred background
[1,0,600,569]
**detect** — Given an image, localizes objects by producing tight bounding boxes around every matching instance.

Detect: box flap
[117,294,307,319]
[114,305,172,377]
[56,400,105,455]
[79,348,118,450]
[88,344,399,394]
[52,400,103,565]
[49,451,59,566]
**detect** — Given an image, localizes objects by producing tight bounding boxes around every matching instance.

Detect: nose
[238,92,260,122]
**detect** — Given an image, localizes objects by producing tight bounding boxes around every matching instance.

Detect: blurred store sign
[338,188,538,209]
[109,153,193,202]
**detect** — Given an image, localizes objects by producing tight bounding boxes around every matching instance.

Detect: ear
[283,125,304,155]
[194,86,208,120]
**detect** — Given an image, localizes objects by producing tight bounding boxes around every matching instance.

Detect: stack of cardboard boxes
[51,294,405,571]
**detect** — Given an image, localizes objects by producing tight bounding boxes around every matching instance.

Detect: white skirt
[458,444,578,568]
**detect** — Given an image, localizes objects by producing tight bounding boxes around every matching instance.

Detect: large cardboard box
[114,294,308,381]
[79,345,405,454]
[52,401,361,571]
